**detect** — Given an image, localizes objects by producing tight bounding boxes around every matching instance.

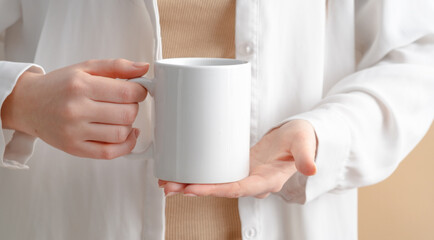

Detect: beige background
[359,123,434,240]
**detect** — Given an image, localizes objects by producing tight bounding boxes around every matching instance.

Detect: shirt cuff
[276,106,351,204]
[0,61,44,169]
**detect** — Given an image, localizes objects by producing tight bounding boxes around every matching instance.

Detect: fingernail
[133,62,149,68]
[165,192,178,197]
[183,193,197,197]
[134,129,140,139]
[159,184,166,188]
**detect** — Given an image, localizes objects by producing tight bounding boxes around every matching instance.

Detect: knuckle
[270,186,282,193]
[66,72,86,94]
[82,59,97,67]
[229,191,242,198]
[270,181,285,193]
[294,130,308,141]
[228,183,243,198]
[100,147,117,160]
[118,86,134,102]
[130,86,147,102]
[121,111,134,124]
[113,58,127,71]
[114,58,127,65]
[59,124,82,147]
[61,102,80,121]
[115,127,130,143]
[121,106,138,124]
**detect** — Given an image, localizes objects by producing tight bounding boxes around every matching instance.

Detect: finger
[83,123,133,143]
[87,75,147,103]
[183,178,252,198]
[164,182,188,195]
[291,131,317,176]
[78,58,150,79]
[86,101,139,125]
[255,193,271,199]
[184,175,268,198]
[78,128,139,159]
[158,180,169,188]
[184,161,296,198]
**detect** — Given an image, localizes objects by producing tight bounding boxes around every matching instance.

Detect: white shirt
[1,0,433,239]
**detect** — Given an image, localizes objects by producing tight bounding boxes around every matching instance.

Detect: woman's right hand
[1,59,149,159]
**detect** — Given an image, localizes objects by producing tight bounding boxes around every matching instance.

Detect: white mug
[130,58,251,184]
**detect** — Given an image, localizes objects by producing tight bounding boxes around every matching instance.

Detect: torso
[157,0,241,239]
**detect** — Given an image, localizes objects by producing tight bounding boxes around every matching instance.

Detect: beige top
[158,0,241,239]
[158,0,236,59]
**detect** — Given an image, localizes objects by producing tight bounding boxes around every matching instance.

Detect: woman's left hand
[159,119,318,199]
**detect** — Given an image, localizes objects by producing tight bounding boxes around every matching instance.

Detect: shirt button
[239,41,254,56]
[243,227,257,239]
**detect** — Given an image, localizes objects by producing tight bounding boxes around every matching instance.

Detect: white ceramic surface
[130,58,251,184]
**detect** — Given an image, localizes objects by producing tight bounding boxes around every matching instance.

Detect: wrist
[1,70,43,137]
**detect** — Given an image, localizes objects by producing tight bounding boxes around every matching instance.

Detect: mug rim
[155,57,249,68]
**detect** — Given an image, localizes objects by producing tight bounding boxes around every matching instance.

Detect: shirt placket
[142,2,165,240]
[236,0,261,239]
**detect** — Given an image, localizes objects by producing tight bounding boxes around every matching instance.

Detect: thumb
[291,130,317,176]
[78,58,150,79]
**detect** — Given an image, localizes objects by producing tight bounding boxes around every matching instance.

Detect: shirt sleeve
[0,62,45,169]
[278,0,434,203]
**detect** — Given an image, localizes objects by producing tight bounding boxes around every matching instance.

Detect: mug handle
[129,77,155,96]
[121,77,155,160]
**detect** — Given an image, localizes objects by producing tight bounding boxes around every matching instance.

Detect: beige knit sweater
[158,0,241,239]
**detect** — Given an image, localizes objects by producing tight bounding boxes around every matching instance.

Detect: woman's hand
[1,59,149,159]
[159,119,318,198]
